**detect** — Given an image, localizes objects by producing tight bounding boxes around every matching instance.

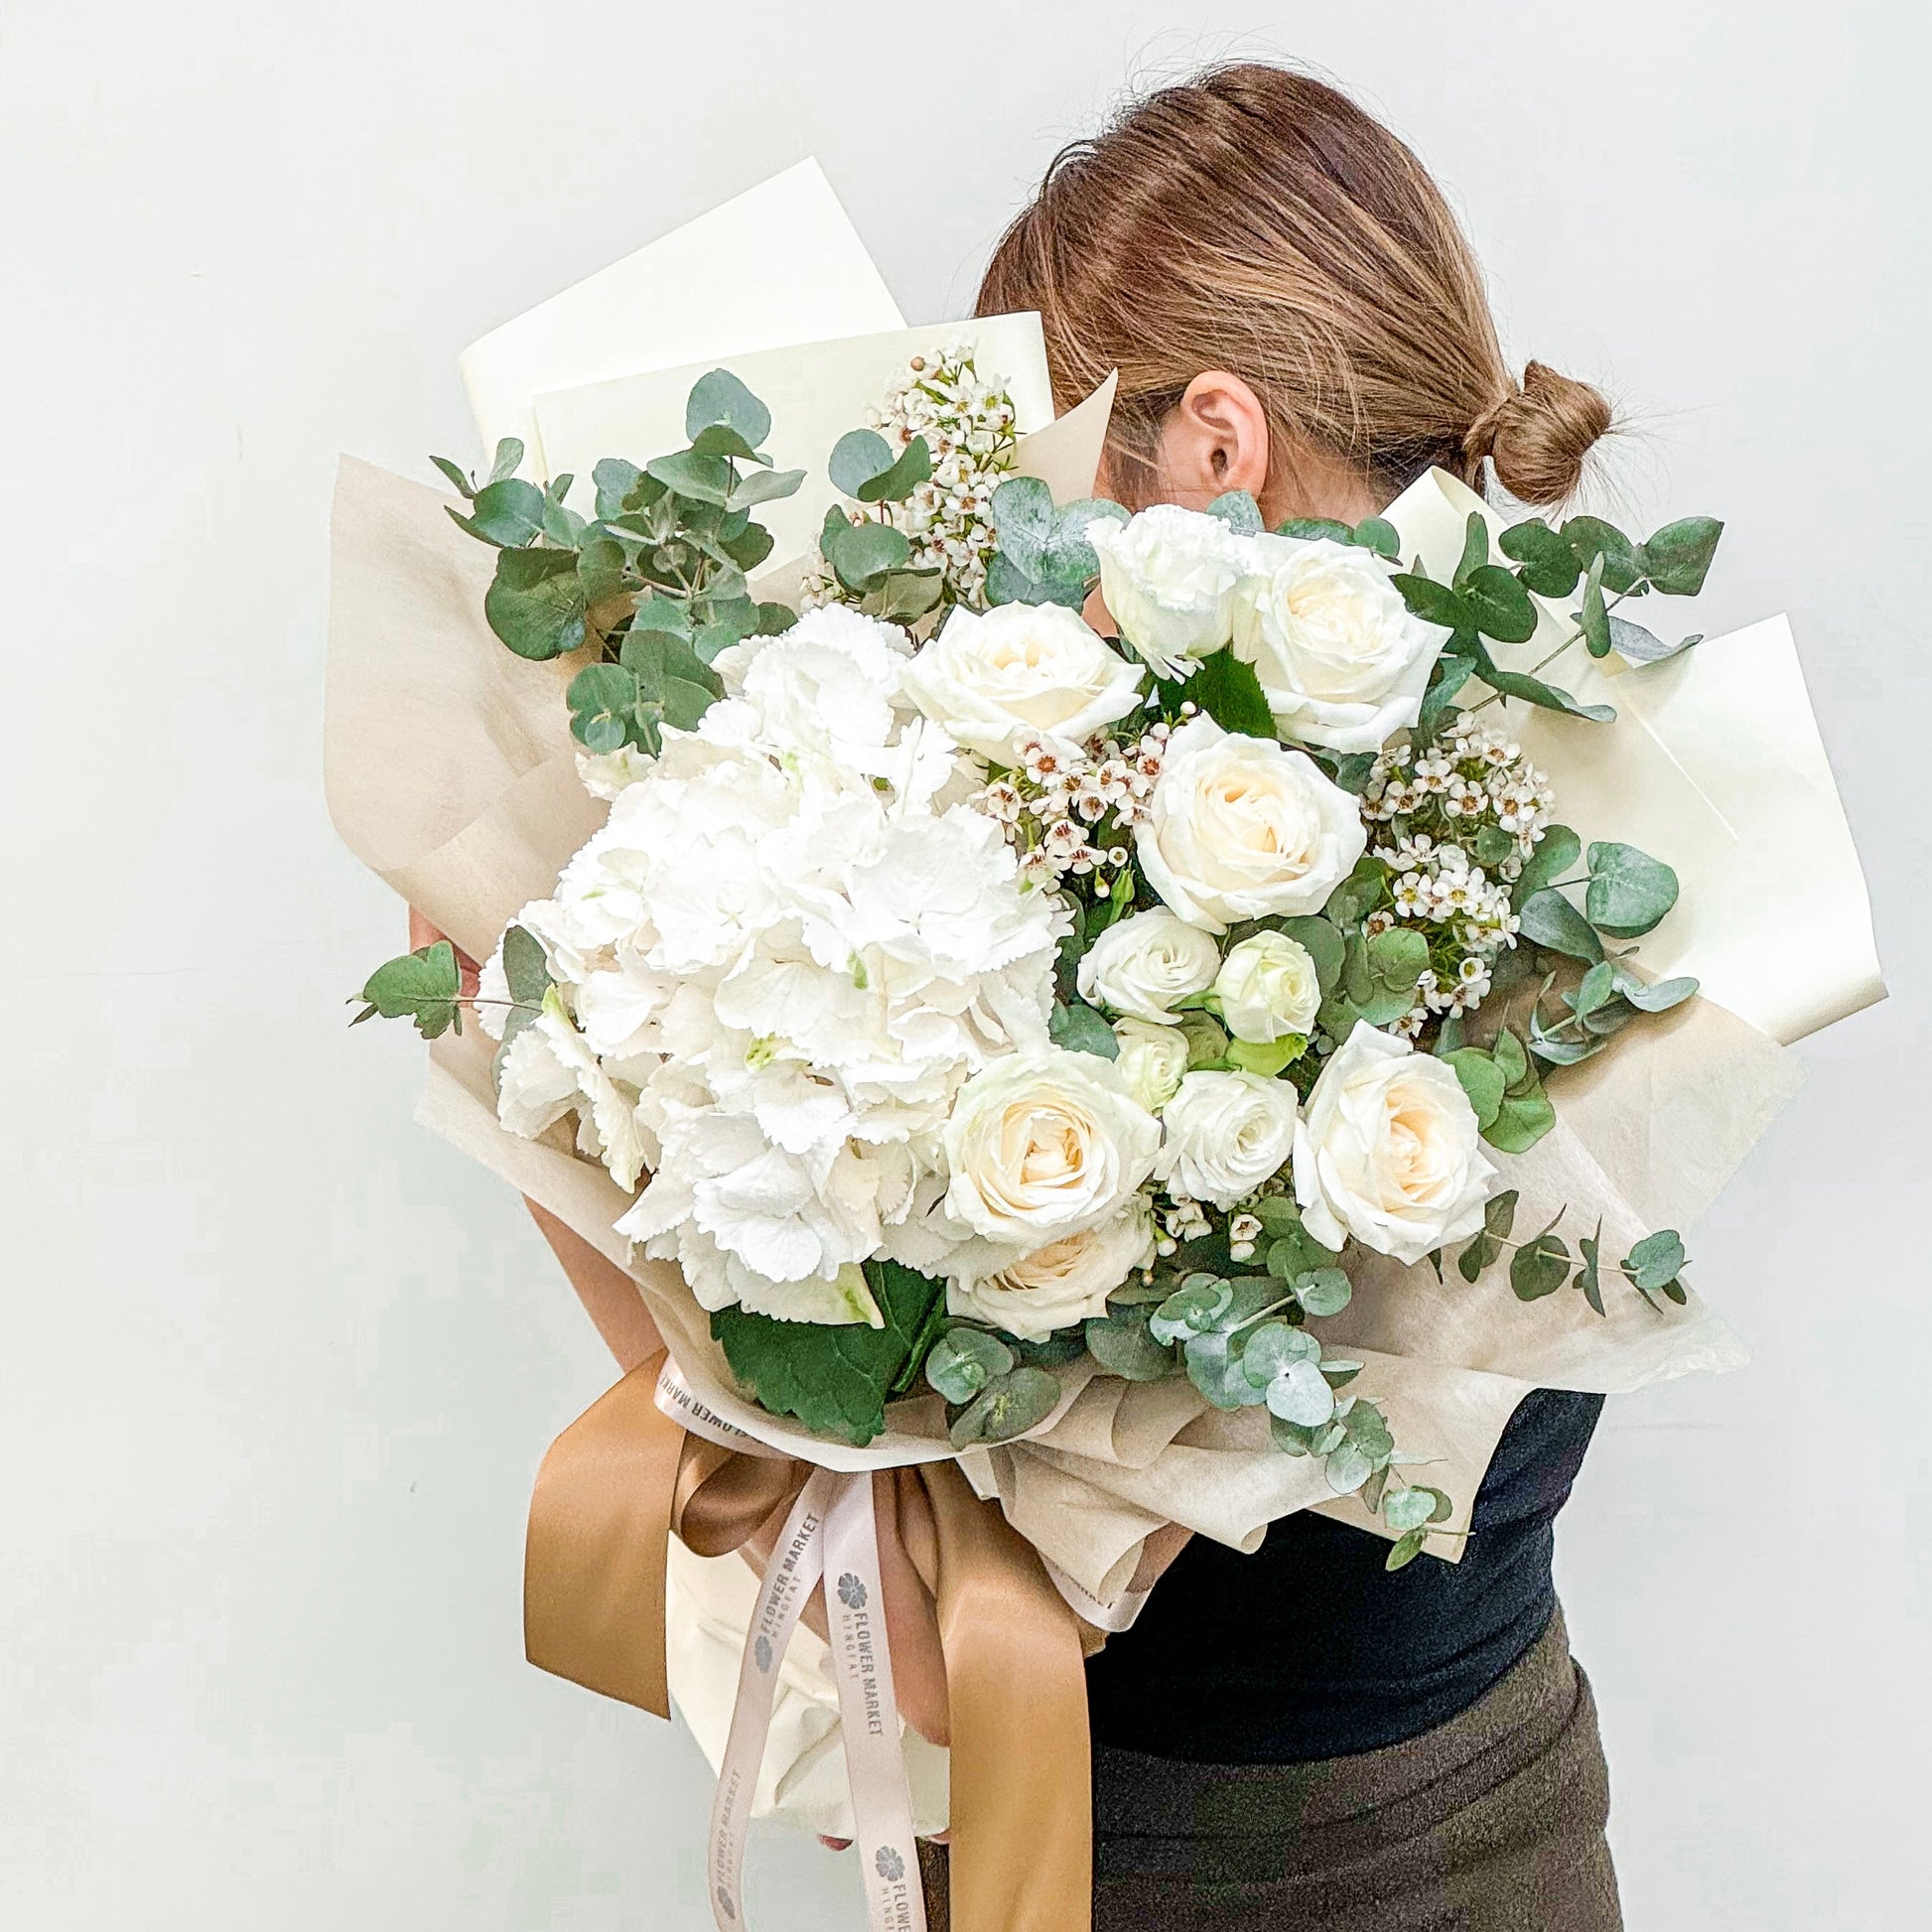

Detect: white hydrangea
[488,609,1070,1323]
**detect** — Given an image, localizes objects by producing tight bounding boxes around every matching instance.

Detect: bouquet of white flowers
[327,164,1879,1932]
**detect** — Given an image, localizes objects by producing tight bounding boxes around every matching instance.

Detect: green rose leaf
[1586,842,1680,938]
[1640,516,1724,597]
[1170,647,1276,738]
[713,1260,943,1448]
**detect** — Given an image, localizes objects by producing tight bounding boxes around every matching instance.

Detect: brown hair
[977,64,1612,509]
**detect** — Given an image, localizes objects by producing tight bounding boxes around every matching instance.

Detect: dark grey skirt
[919,1605,1619,1932]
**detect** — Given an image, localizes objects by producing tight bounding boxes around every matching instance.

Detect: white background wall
[3,2,1926,1926]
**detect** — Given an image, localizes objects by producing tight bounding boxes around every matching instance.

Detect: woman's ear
[1154,370,1273,507]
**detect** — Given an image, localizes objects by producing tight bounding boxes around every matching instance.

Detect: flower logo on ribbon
[875,1846,905,1883]
[837,1572,869,1610]
[754,1634,773,1673]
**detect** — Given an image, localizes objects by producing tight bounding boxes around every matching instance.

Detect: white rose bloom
[942,1047,1162,1245]
[947,1200,1155,1341]
[1137,715,1368,932]
[901,601,1145,762]
[1294,1021,1496,1264]
[1088,504,1248,679]
[1213,931,1322,1042]
[1232,535,1455,754]
[1075,907,1222,1023]
[1112,1017,1190,1113]
[1155,1069,1300,1208]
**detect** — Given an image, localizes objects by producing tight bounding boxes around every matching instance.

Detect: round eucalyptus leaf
[1150,1276,1232,1345]
[946,1364,1061,1449]
[1242,1320,1319,1387]
[1292,1267,1353,1318]
[1585,842,1680,938]
[924,1327,1014,1404]
[1324,1442,1374,1495]
[1382,1486,1437,1535]
[1266,1358,1336,1428]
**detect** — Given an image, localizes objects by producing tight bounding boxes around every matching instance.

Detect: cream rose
[942,1046,1162,1244]
[1112,1017,1190,1113]
[1155,1069,1300,1208]
[1088,504,1248,679]
[1213,931,1322,1042]
[1232,535,1454,754]
[1136,715,1369,932]
[1294,1022,1496,1264]
[947,1201,1156,1340]
[1075,907,1221,1023]
[901,601,1145,762]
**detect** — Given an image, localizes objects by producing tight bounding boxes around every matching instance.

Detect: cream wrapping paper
[459,158,905,472]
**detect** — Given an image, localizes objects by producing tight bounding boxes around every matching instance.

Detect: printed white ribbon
[661,1361,927,1932]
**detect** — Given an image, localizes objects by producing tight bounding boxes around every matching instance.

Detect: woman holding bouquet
[453,58,1624,1932]
[961,62,1623,1932]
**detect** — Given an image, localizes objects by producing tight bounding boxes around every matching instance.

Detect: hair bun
[1464,360,1613,504]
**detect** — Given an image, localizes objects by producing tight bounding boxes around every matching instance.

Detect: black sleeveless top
[1084,1388,1603,1763]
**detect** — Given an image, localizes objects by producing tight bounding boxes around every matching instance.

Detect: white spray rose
[1155,1069,1300,1208]
[1075,907,1222,1023]
[1112,1017,1190,1113]
[1294,1021,1496,1264]
[1088,504,1248,679]
[1232,536,1454,753]
[900,601,1145,762]
[947,1200,1156,1340]
[942,1046,1162,1244]
[1136,715,1368,933]
[1213,931,1322,1042]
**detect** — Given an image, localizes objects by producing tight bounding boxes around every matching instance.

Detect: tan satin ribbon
[524,1358,1094,1931]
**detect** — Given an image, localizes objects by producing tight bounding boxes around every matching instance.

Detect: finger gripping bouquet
[361,346,1725,1560]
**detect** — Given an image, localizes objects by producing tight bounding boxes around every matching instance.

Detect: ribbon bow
[524,1353,1094,1932]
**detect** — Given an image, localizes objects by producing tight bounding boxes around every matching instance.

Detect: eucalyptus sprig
[433,369,802,756]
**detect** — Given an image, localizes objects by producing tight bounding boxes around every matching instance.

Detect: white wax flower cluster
[1363,712,1556,1032]
[1088,507,1455,753]
[803,338,1019,613]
